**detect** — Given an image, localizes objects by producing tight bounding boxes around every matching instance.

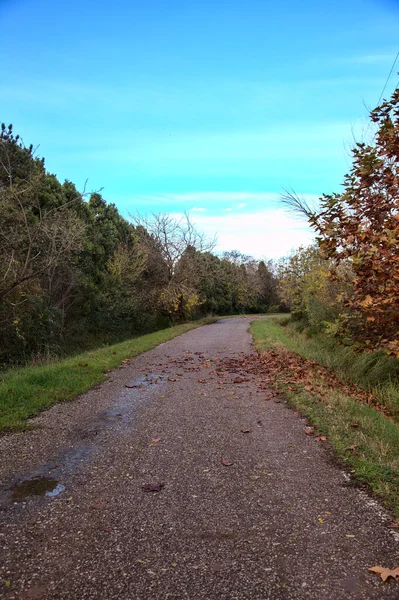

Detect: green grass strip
[0,318,216,432]
[251,317,399,517]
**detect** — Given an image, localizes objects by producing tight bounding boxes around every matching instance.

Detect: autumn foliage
[281,86,399,355]
[310,87,399,353]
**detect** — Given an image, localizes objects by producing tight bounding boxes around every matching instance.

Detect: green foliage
[277,245,352,334]
[0,125,283,366]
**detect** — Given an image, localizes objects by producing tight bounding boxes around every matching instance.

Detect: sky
[1,0,399,258]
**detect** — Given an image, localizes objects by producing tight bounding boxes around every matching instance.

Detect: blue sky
[1,0,399,258]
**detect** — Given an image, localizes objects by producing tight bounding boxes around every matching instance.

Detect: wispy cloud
[124,193,317,259]
[345,53,396,65]
[125,191,321,211]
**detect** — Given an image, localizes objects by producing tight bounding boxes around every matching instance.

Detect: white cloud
[204,210,314,259]
[177,207,314,259]
[123,192,318,259]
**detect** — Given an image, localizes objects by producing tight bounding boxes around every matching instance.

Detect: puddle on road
[10,476,65,501]
[4,374,166,506]
[105,373,168,423]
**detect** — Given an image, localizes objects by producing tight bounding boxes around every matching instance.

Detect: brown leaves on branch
[310,88,399,355]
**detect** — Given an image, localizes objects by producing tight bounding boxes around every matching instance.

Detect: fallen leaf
[21,586,47,599]
[142,482,165,492]
[78,362,88,367]
[221,457,234,466]
[349,422,359,428]
[315,435,327,442]
[343,445,358,452]
[304,426,314,435]
[7,389,13,394]
[369,566,399,582]
[90,501,107,510]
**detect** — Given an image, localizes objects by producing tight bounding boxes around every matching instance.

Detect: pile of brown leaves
[216,349,393,420]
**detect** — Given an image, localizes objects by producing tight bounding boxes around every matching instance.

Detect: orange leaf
[369,566,399,582]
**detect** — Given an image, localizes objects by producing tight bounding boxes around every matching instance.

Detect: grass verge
[251,317,399,518]
[252,317,399,418]
[0,318,216,432]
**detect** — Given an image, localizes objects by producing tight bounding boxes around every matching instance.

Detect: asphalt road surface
[1,317,399,599]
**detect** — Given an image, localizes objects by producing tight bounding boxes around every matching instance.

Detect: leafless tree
[131,212,217,280]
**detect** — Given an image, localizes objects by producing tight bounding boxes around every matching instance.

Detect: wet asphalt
[0,317,399,599]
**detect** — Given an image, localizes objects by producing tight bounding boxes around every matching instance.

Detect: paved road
[1,318,398,599]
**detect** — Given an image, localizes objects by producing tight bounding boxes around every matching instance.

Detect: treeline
[279,85,399,357]
[0,124,281,366]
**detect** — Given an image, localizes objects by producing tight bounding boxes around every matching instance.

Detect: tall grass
[252,317,399,418]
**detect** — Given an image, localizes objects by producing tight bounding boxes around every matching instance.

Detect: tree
[281,85,399,353]
[278,245,352,333]
[0,124,86,361]
[132,212,216,280]
[313,87,399,352]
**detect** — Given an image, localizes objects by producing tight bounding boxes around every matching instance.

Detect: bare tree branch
[280,189,318,221]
